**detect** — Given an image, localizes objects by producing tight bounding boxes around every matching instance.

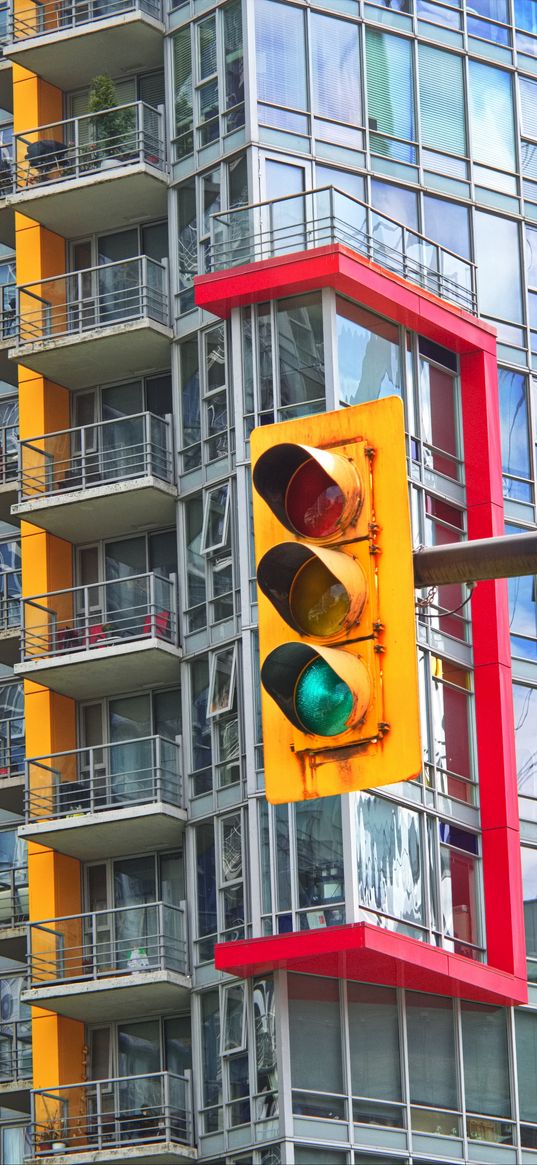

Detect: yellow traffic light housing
[251,396,421,803]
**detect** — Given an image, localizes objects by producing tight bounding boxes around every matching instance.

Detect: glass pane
[256,0,307,112]
[461,1003,511,1117]
[311,12,361,126]
[348,983,401,1103]
[288,974,343,1094]
[337,298,400,406]
[357,793,425,931]
[407,992,457,1110]
[475,210,522,322]
[277,295,324,418]
[295,797,344,918]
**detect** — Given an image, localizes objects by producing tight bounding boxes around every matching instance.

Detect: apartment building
[0,0,531,1162]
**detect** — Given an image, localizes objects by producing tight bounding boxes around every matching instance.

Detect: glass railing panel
[207,186,478,314]
[32,1072,192,1156]
[16,257,169,345]
[20,412,172,498]
[21,571,177,660]
[26,736,182,820]
[11,0,162,42]
[29,903,188,984]
[13,103,164,192]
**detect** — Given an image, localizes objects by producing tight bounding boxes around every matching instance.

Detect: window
[428,660,473,799]
[366,30,415,162]
[288,975,344,1117]
[418,44,465,157]
[310,12,361,147]
[222,982,246,1053]
[242,294,325,431]
[357,793,426,937]
[202,483,230,553]
[474,211,522,323]
[469,61,516,177]
[498,368,531,501]
[336,299,400,407]
[513,683,537,820]
[461,1003,512,1133]
[173,28,193,159]
[173,3,244,161]
[515,1010,537,1141]
[407,993,459,1134]
[208,646,237,717]
[348,983,403,1127]
[522,845,537,981]
[256,0,307,125]
[423,195,470,259]
[439,823,479,955]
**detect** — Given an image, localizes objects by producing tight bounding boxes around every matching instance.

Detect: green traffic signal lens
[294,656,353,736]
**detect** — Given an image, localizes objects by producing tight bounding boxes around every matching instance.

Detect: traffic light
[251,397,421,803]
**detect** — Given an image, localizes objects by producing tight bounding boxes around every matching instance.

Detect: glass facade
[2,0,537,1159]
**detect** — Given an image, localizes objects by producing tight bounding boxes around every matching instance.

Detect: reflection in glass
[514,683,537,819]
[498,369,531,501]
[357,793,425,932]
[337,298,400,406]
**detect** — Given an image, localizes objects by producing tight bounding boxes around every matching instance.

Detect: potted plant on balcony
[38,1114,65,1153]
[86,74,136,170]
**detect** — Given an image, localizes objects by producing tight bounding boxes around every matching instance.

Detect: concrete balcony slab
[7,163,168,240]
[16,637,181,700]
[37,1144,197,1164]
[9,318,172,391]
[4,12,164,90]
[13,475,177,542]
[23,967,191,1023]
[20,801,187,861]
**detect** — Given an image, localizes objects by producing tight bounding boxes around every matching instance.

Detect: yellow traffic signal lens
[290,557,349,639]
[294,657,353,736]
[286,459,345,539]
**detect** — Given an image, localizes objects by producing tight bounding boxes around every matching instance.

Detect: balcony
[31,1071,195,1163]
[14,413,176,542]
[9,103,167,238]
[24,901,190,1021]
[0,866,28,963]
[21,736,186,860]
[199,184,478,317]
[10,257,172,390]
[16,573,181,699]
[5,0,165,92]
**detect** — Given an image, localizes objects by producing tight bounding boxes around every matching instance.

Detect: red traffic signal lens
[286,459,344,539]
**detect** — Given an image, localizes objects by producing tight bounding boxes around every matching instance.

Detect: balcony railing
[32,1071,192,1156]
[10,0,162,42]
[208,185,478,316]
[0,715,25,781]
[26,735,182,821]
[14,256,169,346]
[0,867,28,928]
[21,572,178,662]
[28,901,188,985]
[0,1020,32,1081]
[0,571,21,632]
[20,413,173,500]
[13,102,165,192]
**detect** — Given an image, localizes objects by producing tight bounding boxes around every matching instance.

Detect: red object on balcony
[197,242,528,1008]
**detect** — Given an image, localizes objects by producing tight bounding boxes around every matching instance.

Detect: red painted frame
[196,244,527,1006]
